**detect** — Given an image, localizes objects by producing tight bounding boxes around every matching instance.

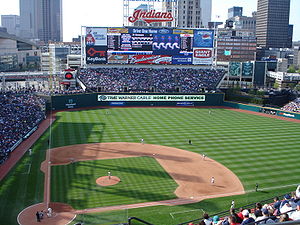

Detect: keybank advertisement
[98,95,205,101]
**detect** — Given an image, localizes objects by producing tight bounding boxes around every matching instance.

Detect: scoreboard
[85,27,214,65]
[108,33,154,51]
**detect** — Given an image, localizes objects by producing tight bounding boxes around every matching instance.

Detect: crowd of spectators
[0,92,46,164]
[37,87,86,96]
[189,185,300,225]
[1,86,85,96]
[79,68,226,93]
[281,98,300,112]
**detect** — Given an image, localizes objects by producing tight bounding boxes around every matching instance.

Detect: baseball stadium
[1,17,300,225]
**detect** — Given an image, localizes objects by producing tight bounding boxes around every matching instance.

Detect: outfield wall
[224,101,300,120]
[49,93,224,110]
[48,94,300,120]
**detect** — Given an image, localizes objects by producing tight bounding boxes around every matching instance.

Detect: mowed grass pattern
[1,107,300,225]
[51,157,178,209]
[51,108,300,193]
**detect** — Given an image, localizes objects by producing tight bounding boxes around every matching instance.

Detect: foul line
[21,164,31,175]
[170,209,204,219]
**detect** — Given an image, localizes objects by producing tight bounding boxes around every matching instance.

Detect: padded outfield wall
[46,93,300,120]
[49,93,224,110]
[224,101,300,120]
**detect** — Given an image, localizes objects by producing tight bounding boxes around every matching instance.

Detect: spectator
[212,216,220,225]
[241,209,255,225]
[228,215,240,225]
[296,185,300,199]
[255,208,275,224]
[279,194,297,215]
[290,201,300,221]
[280,202,293,217]
[203,213,213,225]
[230,208,243,224]
[237,208,244,222]
[254,202,263,218]
[273,196,281,214]
[278,213,290,222]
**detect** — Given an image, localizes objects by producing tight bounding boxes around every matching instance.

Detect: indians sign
[128,9,174,24]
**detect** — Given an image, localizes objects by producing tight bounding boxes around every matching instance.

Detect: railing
[128,217,154,225]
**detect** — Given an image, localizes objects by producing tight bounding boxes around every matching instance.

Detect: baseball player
[211,176,215,185]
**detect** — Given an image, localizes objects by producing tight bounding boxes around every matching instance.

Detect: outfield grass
[51,157,178,209]
[1,107,300,225]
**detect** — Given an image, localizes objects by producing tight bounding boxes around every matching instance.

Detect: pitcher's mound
[96,176,120,186]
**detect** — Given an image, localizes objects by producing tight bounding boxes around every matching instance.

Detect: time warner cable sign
[98,95,205,101]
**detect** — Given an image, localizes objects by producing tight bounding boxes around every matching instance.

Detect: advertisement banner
[242,62,254,77]
[193,48,213,65]
[229,62,241,76]
[172,55,193,65]
[86,46,107,64]
[176,102,195,106]
[278,112,295,118]
[193,30,214,48]
[127,0,177,1]
[108,28,128,34]
[98,95,206,102]
[152,34,180,55]
[173,29,194,35]
[180,35,193,51]
[109,102,126,106]
[107,54,129,64]
[128,55,171,64]
[128,28,172,35]
[108,51,152,55]
[86,27,107,46]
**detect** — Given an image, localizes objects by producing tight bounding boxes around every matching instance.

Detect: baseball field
[0,107,299,225]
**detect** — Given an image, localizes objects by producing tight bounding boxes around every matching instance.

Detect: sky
[0,0,299,42]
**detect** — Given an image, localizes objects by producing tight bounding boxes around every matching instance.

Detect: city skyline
[0,0,299,42]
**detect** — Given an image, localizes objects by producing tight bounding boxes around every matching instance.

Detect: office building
[177,0,212,28]
[0,30,40,71]
[1,15,20,36]
[287,25,293,49]
[217,29,256,62]
[200,0,212,28]
[256,0,290,48]
[20,0,62,42]
[293,46,300,68]
[228,6,243,19]
[226,12,256,32]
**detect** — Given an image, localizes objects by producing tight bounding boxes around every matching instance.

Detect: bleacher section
[79,68,226,93]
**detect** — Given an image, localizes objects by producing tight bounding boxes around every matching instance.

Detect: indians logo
[128,9,174,24]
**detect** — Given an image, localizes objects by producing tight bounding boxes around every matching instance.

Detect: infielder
[211,176,215,184]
